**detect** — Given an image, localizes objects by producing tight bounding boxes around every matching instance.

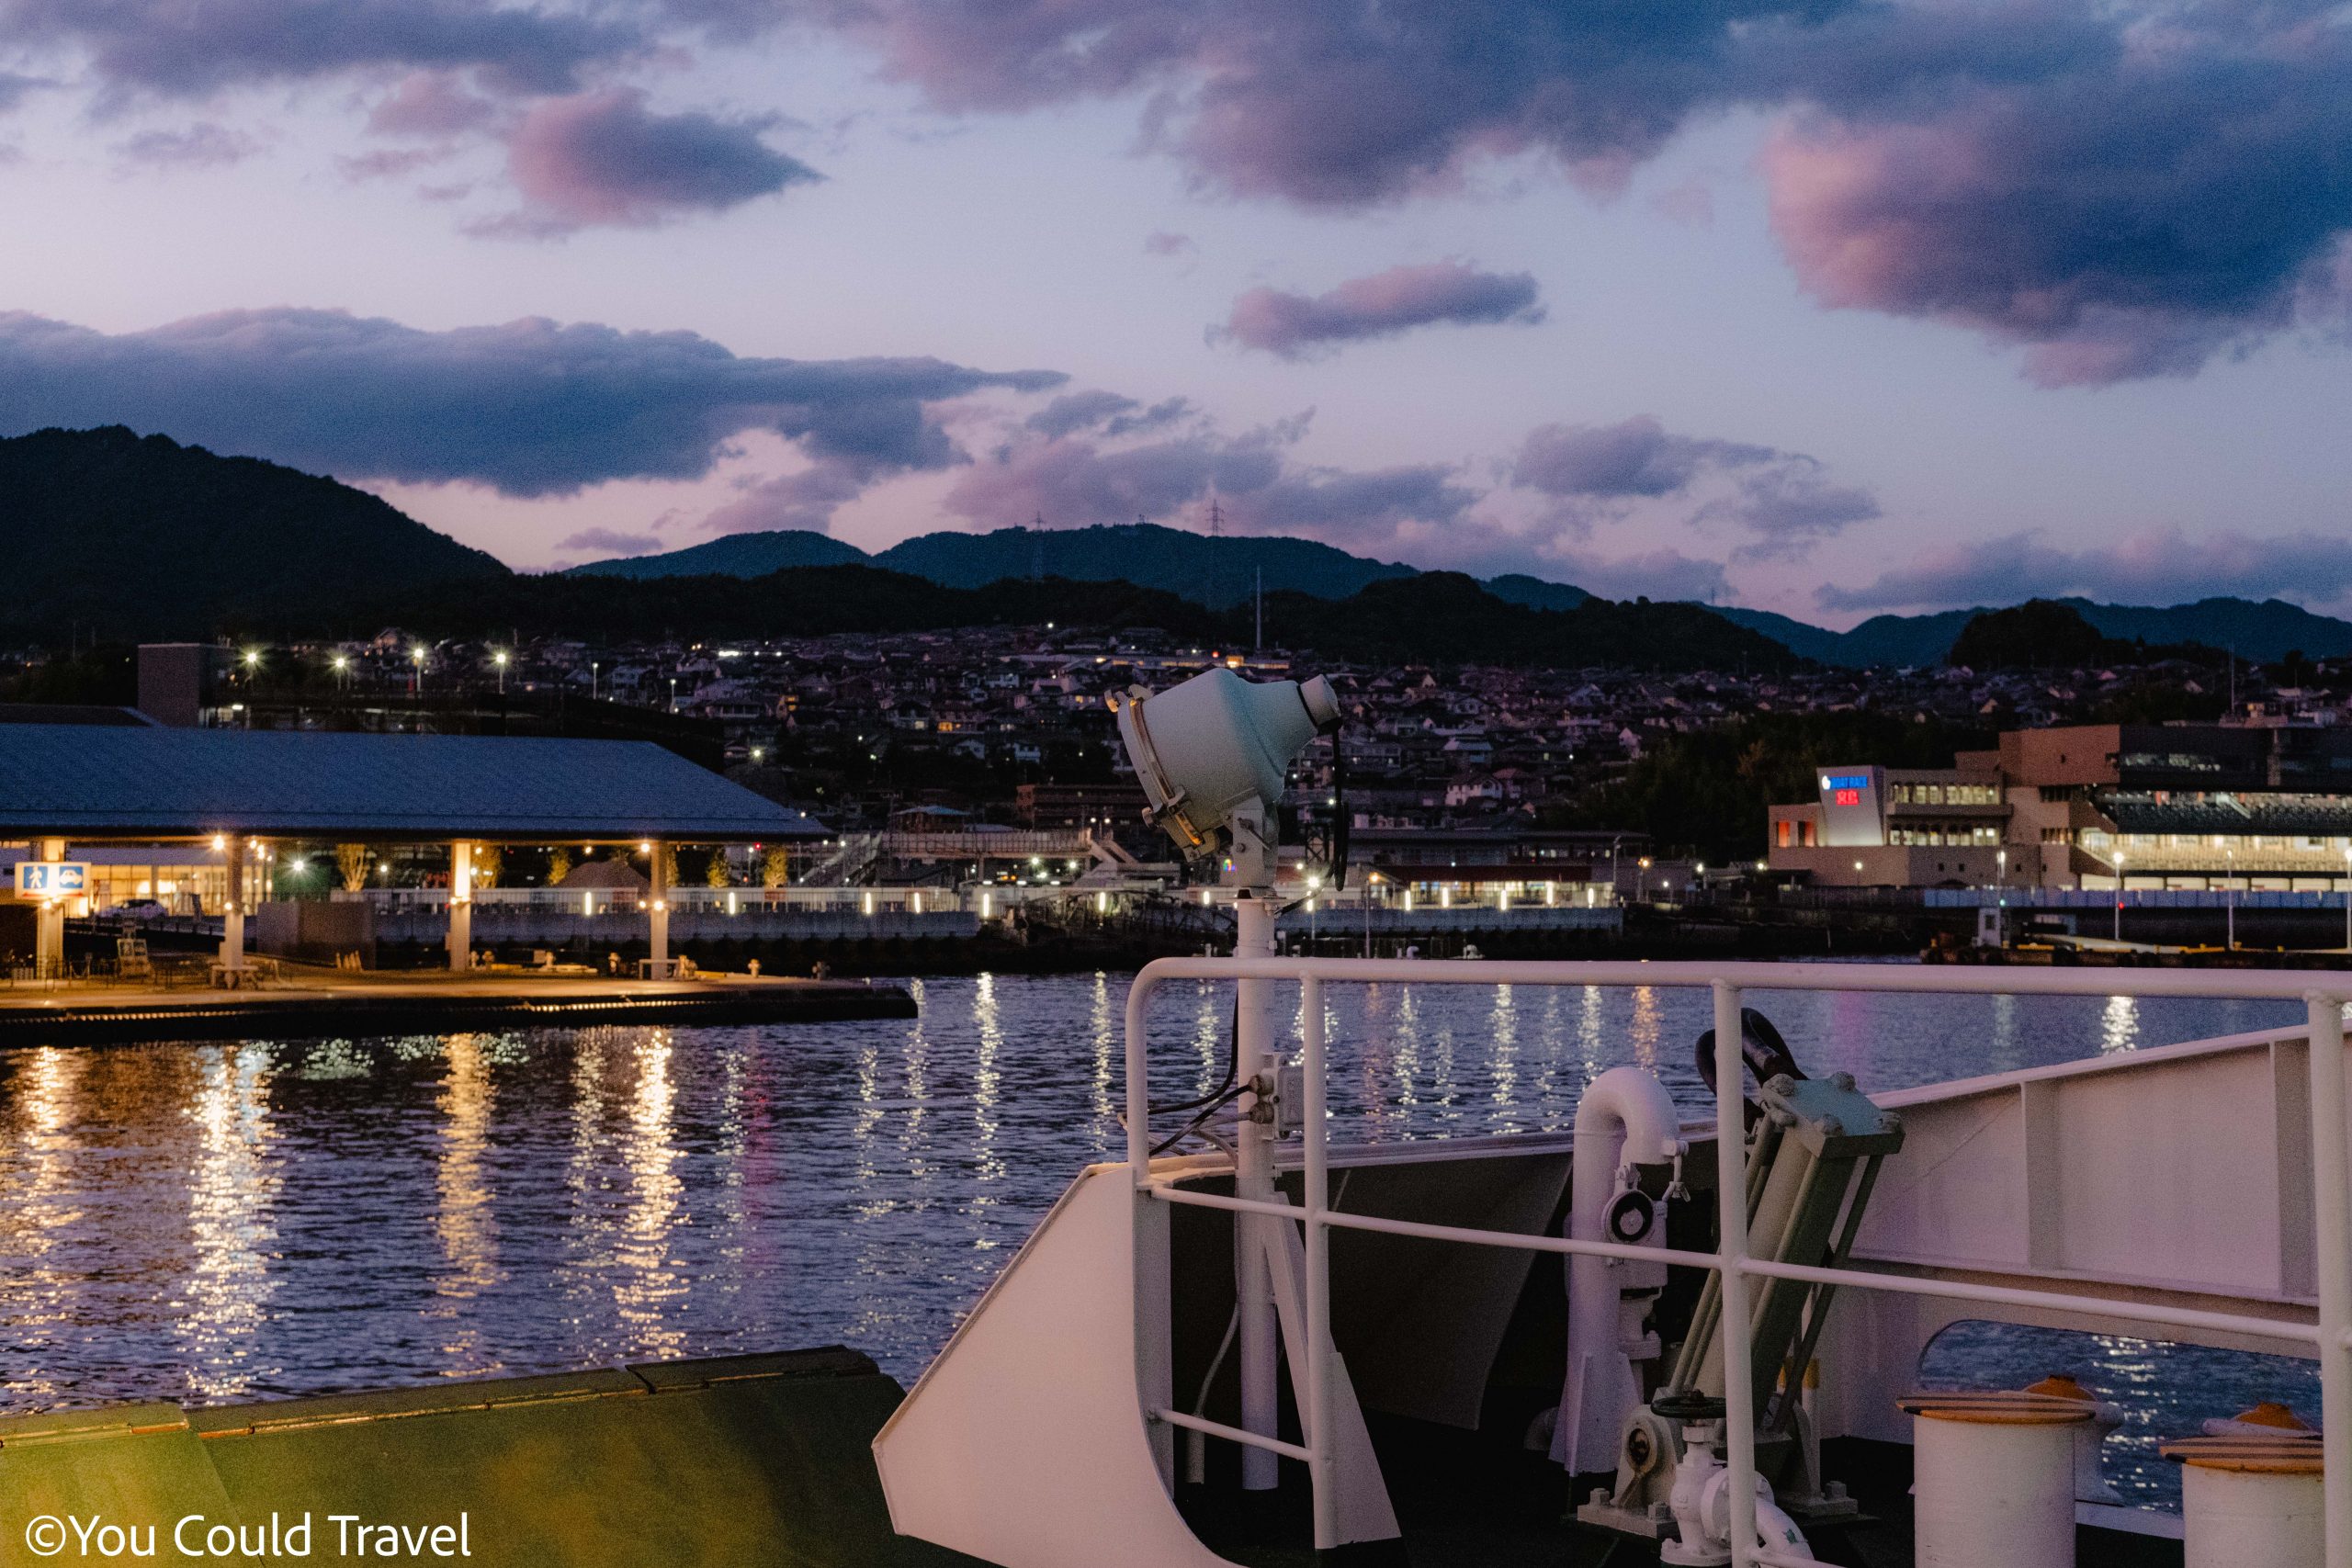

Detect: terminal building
[0,718,824,980]
[1769,721,2352,891]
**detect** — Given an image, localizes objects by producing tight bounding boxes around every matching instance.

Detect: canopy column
[33,836,65,978]
[219,833,246,978]
[648,840,671,979]
[447,840,475,972]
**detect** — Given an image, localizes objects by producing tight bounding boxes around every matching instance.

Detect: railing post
[1233,897,1282,1490]
[1713,978,1758,1567]
[1301,974,1337,1551]
[1125,973,1153,1184]
[2307,992,2351,1565]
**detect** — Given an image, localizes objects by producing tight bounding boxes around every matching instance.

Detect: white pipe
[1152,1186,2325,1348]
[2306,990,2351,1564]
[1554,1065,1681,1473]
[1301,974,1337,1551]
[1714,980,1759,1567]
[1232,893,1280,1491]
[1129,953,2352,1002]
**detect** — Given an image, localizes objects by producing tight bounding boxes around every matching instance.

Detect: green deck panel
[4,1354,980,1568]
[0,1405,244,1541]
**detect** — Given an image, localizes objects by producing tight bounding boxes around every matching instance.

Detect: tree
[472,844,503,887]
[763,846,791,887]
[548,847,573,886]
[335,843,368,892]
[704,847,731,887]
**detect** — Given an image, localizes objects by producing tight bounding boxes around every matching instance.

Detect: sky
[3,0,2350,628]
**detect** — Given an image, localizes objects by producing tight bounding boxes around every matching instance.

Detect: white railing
[1122,958,2352,1567]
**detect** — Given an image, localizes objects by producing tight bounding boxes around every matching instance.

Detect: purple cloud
[1144,229,1196,258]
[1217,262,1544,359]
[945,412,1474,542]
[808,1,2352,383]
[1763,53,2352,387]
[497,88,818,231]
[1513,413,1875,558]
[1023,389,1192,440]
[1819,528,2352,614]
[1514,415,1771,500]
[0,0,633,98]
[0,308,1063,495]
[368,71,500,137]
[111,122,260,168]
[700,459,870,535]
[818,0,1815,204]
[337,146,455,183]
[556,526,660,557]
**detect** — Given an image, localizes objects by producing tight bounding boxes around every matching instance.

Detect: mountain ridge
[0,425,510,638]
[8,426,2348,668]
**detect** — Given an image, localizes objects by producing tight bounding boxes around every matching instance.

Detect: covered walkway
[0,724,824,983]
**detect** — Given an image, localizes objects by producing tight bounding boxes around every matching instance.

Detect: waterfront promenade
[0,968,913,1045]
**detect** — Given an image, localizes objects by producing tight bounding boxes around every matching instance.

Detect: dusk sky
[4,0,2350,626]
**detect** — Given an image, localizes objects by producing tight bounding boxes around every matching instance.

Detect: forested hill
[0,426,510,637]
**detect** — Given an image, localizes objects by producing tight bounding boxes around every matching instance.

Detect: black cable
[1149,997,1242,1115]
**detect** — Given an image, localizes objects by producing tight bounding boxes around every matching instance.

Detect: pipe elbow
[1574,1065,1681,1165]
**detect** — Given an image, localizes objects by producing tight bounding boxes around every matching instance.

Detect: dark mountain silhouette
[870,522,1419,607]
[14,425,2349,671]
[1481,573,1592,612]
[1724,596,2352,668]
[564,527,865,579]
[0,426,508,637]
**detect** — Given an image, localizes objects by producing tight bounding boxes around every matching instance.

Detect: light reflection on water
[0,975,2318,1510]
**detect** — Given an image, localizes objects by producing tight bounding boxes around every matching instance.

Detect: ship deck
[1173,1416,2185,1568]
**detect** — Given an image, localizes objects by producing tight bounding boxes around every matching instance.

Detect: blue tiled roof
[0,725,825,840]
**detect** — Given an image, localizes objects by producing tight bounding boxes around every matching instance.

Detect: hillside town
[25,616,2333,889]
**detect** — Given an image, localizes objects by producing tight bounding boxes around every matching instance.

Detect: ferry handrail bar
[1122,956,2352,1568]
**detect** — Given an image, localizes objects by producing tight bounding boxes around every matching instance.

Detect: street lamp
[411,643,426,696]
[1995,847,2008,946]
[493,649,510,694]
[2224,847,2236,952]
[332,653,350,689]
[2113,850,2126,943]
[1637,855,1652,899]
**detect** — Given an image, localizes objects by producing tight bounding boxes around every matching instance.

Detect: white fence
[1121,958,2352,1566]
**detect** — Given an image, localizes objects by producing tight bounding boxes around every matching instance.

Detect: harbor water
[0,971,2321,1509]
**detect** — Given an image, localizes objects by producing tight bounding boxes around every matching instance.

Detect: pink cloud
[1216,261,1544,359]
[502,87,818,231]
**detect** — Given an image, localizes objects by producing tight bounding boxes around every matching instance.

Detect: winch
[1574,1011,1905,1563]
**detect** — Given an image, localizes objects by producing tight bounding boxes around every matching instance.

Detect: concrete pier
[0,972,914,1047]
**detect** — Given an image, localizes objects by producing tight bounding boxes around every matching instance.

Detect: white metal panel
[2044,1051,2280,1289]
[1858,1089,2030,1269]
[873,1166,1235,1568]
